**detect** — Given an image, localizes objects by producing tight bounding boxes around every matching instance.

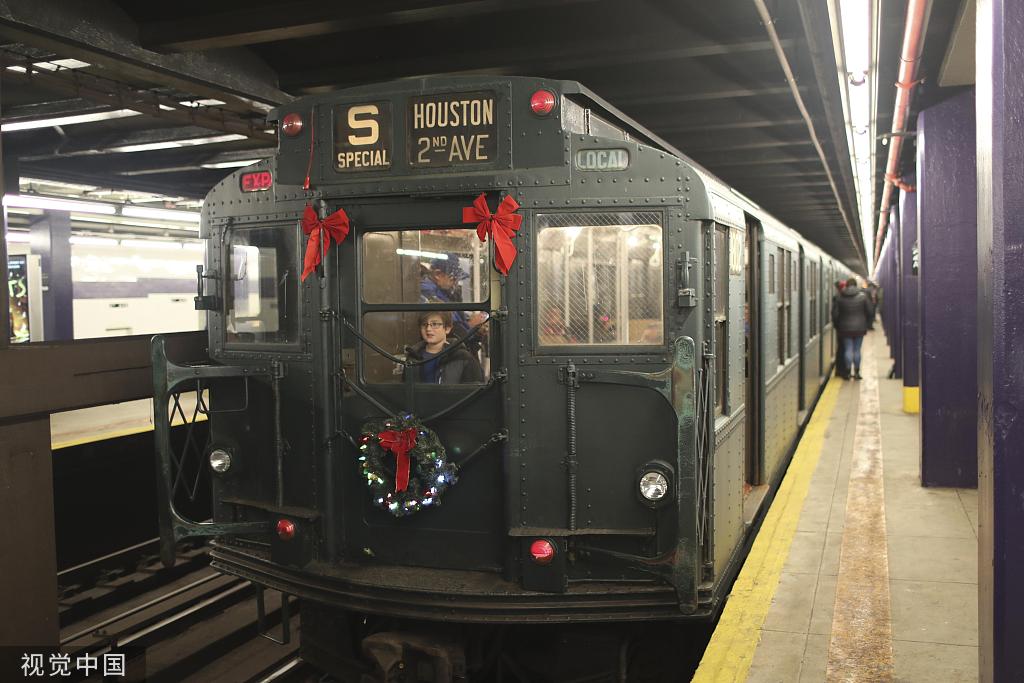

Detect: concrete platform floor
[699,331,978,682]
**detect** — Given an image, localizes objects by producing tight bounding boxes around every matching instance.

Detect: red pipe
[873,0,930,270]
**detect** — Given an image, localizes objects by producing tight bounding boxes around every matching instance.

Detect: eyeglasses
[420,322,445,329]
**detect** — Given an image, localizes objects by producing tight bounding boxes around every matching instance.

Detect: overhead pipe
[872,0,931,271]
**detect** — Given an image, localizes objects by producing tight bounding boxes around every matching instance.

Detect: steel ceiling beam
[0,0,290,110]
[141,0,601,52]
[0,57,275,143]
[281,35,786,91]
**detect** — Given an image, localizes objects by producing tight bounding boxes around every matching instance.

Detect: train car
[152,75,850,681]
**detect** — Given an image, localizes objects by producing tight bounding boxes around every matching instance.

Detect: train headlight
[639,471,669,501]
[209,449,232,474]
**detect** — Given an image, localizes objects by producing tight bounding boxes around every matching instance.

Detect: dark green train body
[153,75,849,679]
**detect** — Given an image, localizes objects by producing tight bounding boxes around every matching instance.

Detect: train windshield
[536,212,664,346]
[360,227,491,383]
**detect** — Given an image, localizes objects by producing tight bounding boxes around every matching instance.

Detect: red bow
[301,204,350,281]
[378,428,418,492]
[462,193,523,276]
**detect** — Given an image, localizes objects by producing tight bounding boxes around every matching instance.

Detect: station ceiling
[1,0,966,271]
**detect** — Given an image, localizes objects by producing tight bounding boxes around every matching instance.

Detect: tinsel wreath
[356,414,458,517]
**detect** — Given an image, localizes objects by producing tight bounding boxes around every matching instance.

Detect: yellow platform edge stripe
[692,378,842,682]
[902,386,920,414]
[52,413,209,451]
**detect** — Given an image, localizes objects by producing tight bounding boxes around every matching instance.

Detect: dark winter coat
[405,340,483,384]
[832,287,873,336]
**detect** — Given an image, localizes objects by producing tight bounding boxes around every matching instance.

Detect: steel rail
[60,572,224,645]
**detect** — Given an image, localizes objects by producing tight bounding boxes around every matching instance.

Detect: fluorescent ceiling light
[120,239,182,251]
[4,232,31,243]
[70,236,118,246]
[179,99,225,107]
[33,58,90,71]
[70,215,178,230]
[2,109,141,132]
[200,159,261,169]
[6,58,90,75]
[840,0,871,77]
[182,242,206,251]
[108,134,246,153]
[396,248,448,260]
[3,194,116,215]
[122,206,201,223]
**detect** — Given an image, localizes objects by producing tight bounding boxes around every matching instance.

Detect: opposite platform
[695,331,978,682]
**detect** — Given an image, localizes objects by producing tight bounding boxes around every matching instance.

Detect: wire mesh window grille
[536,212,663,346]
[226,226,300,344]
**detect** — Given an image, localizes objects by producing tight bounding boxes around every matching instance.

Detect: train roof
[268,74,837,263]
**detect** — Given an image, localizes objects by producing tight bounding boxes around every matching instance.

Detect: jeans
[842,335,864,375]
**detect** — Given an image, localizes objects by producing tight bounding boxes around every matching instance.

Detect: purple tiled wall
[917,90,978,488]
[977,0,1024,677]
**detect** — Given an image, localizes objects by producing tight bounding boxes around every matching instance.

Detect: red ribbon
[378,428,418,492]
[462,193,523,276]
[301,204,350,281]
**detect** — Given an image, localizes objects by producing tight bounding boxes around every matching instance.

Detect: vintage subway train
[152,75,852,680]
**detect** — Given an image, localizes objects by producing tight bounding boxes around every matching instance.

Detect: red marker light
[276,519,296,541]
[281,112,303,137]
[530,90,556,116]
[529,539,556,565]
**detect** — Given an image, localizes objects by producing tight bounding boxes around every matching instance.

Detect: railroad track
[57,542,313,682]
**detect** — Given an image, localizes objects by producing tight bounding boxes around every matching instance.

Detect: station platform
[694,332,978,682]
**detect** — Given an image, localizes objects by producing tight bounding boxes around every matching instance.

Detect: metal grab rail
[151,335,272,568]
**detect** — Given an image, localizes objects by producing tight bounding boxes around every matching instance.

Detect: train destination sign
[575,148,630,171]
[408,91,497,168]
[334,101,393,172]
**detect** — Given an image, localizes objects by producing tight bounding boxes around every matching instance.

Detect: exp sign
[574,148,630,171]
[240,170,273,192]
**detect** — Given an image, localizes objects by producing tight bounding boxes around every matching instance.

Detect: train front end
[152,76,722,679]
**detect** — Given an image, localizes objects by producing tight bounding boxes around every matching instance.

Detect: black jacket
[832,287,873,336]
[405,340,483,384]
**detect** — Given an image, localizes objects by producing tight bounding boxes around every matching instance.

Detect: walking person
[832,277,873,380]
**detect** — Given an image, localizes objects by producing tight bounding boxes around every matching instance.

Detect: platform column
[916,90,978,487]
[898,181,919,413]
[977,0,1024,679]
[888,203,903,379]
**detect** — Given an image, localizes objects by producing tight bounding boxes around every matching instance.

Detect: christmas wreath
[356,414,459,517]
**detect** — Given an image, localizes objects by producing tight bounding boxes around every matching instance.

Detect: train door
[818,256,825,378]
[338,198,506,572]
[744,216,762,486]
[798,246,806,412]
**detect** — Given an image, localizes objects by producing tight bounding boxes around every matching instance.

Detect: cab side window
[225,225,301,345]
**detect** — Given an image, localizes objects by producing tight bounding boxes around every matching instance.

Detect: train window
[535,212,663,347]
[809,263,818,334]
[359,311,491,384]
[777,247,787,367]
[714,227,728,415]
[768,254,775,294]
[785,255,793,358]
[361,229,489,304]
[225,226,300,344]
